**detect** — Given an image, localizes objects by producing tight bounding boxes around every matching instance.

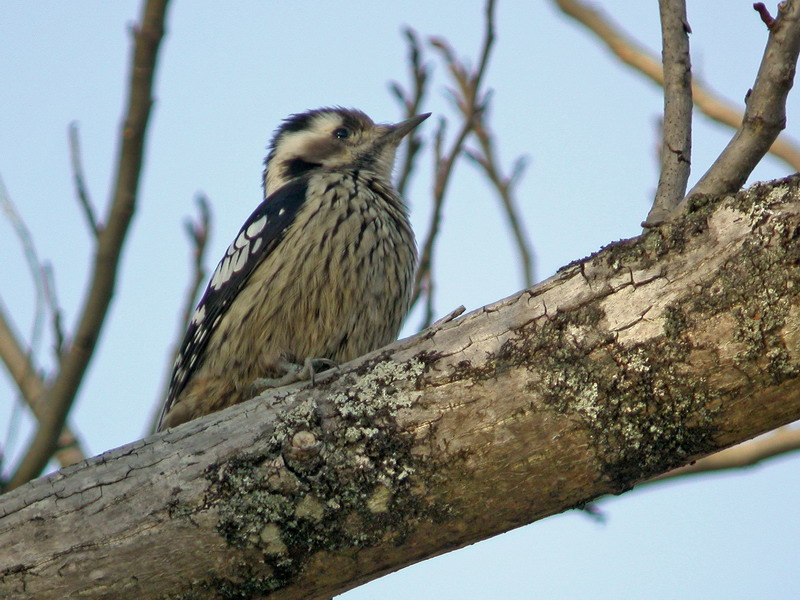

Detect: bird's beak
[384,113,431,144]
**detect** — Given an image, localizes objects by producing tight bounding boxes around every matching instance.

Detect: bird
[157,107,429,431]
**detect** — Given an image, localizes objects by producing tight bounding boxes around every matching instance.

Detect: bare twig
[0,174,46,348]
[41,262,65,360]
[0,176,67,364]
[391,27,430,198]
[754,2,776,30]
[0,177,84,470]
[650,427,800,482]
[683,0,800,201]
[552,0,800,172]
[7,0,170,491]
[412,0,497,327]
[149,194,212,434]
[68,122,100,238]
[464,108,536,287]
[0,303,85,469]
[645,0,692,227]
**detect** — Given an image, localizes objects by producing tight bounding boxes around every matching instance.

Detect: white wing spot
[233,247,248,272]
[210,262,223,289]
[191,305,206,325]
[235,230,248,249]
[251,237,263,253]
[278,208,285,216]
[218,256,233,285]
[247,215,267,237]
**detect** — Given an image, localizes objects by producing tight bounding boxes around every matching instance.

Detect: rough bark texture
[3,177,800,599]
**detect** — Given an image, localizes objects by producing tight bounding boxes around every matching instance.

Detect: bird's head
[263,107,430,197]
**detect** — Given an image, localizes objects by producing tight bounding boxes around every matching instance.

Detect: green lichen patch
[193,355,440,598]
[527,310,719,490]
[687,207,800,380]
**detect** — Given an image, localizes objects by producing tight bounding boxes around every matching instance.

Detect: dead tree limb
[3,176,800,599]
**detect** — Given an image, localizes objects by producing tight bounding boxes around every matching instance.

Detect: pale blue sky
[1,2,798,599]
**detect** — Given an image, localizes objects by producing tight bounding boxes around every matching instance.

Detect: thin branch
[552,0,800,172]
[6,0,170,491]
[0,177,84,470]
[645,0,692,227]
[684,0,800,200]
[463,107,536,287]
[148,193,212,434]
[0,175,67,366]
[650,426,800,481]
[753,2,777,30]
[411,0,497,327]
[0,173,46,350]
[68,122,100,238]
[41,262,65,361]
[0,302,85,469]
[391,27,430,198]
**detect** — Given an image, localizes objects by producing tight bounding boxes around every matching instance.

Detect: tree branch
[412,0,496,326]
[0,178,85,469]
[0,304,85,469]
[3,176,800,599]
[685,0,800,199]
[653,426,800,481]
[645,0,692,227]
[552,0,800,172]
[68,122,100,238]
[464,106,535,287]
[390,27,430,199]
[6,0,170,491]
[148,193,212,434]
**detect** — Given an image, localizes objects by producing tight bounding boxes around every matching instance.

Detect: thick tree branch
[685,0,800,199]
[553,0,800,172]
[6,0,170,490]
[646,0,692,227]
[3,176,800,599]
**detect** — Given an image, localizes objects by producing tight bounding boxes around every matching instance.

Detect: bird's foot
[251,358,339,393]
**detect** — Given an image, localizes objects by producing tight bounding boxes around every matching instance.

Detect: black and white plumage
[158,108,429,430]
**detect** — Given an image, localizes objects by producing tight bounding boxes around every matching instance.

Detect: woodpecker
[157,108,429,431]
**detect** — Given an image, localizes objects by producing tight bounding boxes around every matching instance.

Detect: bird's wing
[158,178,309,428]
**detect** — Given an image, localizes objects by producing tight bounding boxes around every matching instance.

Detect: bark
[3,176,800,599]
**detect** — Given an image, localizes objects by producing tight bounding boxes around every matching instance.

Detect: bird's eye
[333,128,350,140]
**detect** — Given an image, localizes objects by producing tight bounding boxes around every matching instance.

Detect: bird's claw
[251,358,339,393]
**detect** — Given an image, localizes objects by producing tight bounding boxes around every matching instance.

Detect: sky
[1,1,799,598]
